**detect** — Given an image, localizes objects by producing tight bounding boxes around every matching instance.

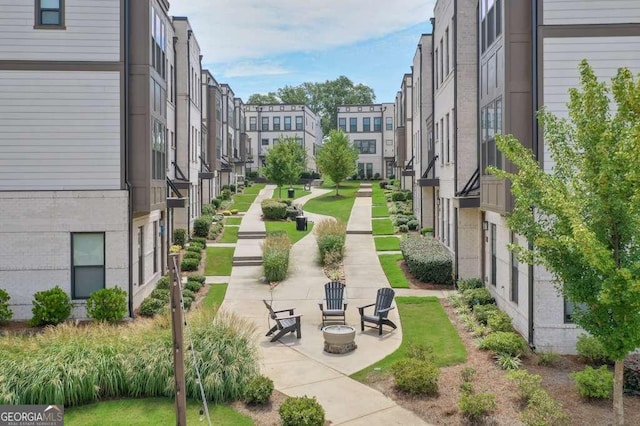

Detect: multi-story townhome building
[171,17,202,236]
[337,104,394,179]
[233,97,249,182]
[479,0,640,353]
[0,0,173,318]
[245,104,320,173]
[394,76,413,187]
[200,70,223,202]
[219,84,236,186]
[429,0,480,281]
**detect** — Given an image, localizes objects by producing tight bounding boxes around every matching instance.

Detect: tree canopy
[247,76,376,136]
[489,60,640,425]
[315,129,358,195]
[260,136,306,198]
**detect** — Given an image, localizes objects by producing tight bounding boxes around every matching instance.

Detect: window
[261,138,269,146]
[284,116,292,130]
[435,49,439,88]
[440,118,444,164]
[249,117,257,131]
[510,233,518,304]
[261,116,269,131]
[349,117,357,132]
[152,120,166,180]
[446,199,451,245]
[439,38,444,83]
[444,27,450,76]
[373,117,382,132]
[273,116,281,131]
[481,99,503,174]
[36,0,64,28]
[386,117,393,130]
[354,140,376,154]
[366,163,373,179]
[363,117,371,132]
[150,7,166,79]
[295,116,303,130]
[490,224,497,286]
[338,117,346,132]
[71,233,105,299]
[496,0,502,37]
[153,222,158,274]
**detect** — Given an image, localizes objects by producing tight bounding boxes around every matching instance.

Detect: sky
[168,0,436,103]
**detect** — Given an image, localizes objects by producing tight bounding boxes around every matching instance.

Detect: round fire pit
[322,325,357,354]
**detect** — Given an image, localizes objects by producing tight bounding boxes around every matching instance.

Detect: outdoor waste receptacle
[296,216,308,231]
[288,188,295,198]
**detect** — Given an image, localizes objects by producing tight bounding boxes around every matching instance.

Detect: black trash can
[296,216,308,231]
[287,188,295,198]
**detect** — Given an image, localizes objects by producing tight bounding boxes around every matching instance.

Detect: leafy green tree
[261,136,306,198]
[489,60,640,426]
[247,92,279,104]
[315,129,358,195]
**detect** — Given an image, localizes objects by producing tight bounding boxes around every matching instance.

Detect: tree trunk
[335,183,339,196]
[614,359,624,425]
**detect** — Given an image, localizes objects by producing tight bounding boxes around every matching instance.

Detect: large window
[152,120,166,180]
[349,117,357,132]
[481,99,502,174]
[481,0,502,53]
[150,7,166,79]
[71,233,105,299]
[444,27,450,76]
[338,117,346,132]
[284,116,291,130]
[363,117,371,132]
[36,0,64,28]
[295,116,303,130]
[373,117,382,132]
[273,116,281,131]
[386,117,393,130]
[261,116,269,131]
[249,117,257,131]
[354,140,376,154]
[445,113,450,163]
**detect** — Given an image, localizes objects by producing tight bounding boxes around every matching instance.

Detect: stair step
[232,260,263,266]
[237,232,267,239]
[356,190,372,198]
[233,255,262,261]
[346,229,373,235]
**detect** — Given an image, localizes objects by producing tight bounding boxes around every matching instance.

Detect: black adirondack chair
[358,288,397,335]
[318,281,348,326]
[263,300,302,342]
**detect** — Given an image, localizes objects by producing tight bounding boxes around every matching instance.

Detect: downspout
[528,0,539,348]
[453,0,460,279]
[418,43,424,229]
[170,35,178,246]
[476,2,485,286]
[186,30,192,229]
[430,19,436,229]
[199,56,203,212]
[124,0,134,318]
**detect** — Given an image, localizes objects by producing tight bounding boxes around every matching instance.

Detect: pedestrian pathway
[217,184,432,425]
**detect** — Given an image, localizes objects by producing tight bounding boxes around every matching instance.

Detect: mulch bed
[399,259,456,291]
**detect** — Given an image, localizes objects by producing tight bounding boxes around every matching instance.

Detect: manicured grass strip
[205,247,235,276]
[268,184,312,201]
[378,254,409,288]
[265,220,314,245]
[372,218,394,235]
[242,183,265,194]
[372,183,387,205]
[351,297,467,381]
[201,284,228,313]
[231,194,257,213]
[374,236,401,251]
[65,398,253,426]
[219,226,239,243]
[303,181,359,223]
[225,216,242,226]
[372,204,389,218]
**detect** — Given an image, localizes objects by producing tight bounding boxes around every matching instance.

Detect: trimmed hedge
[193,216,212,238]
[261,200,287,220]
[400,236,453,284]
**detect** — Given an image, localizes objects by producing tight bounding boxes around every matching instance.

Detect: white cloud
[168,0,435,64]
[220,60,290,78]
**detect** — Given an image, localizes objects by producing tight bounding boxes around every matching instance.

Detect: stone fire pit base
[323,325,357,354]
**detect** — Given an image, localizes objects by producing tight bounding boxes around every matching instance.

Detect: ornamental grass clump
[400,235,453,284]
[314,219,347,265]
[262,233,292,282]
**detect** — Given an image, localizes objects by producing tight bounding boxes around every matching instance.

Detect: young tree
[315,129,359,196]
[261,136,306,198]
[489,60,640,426]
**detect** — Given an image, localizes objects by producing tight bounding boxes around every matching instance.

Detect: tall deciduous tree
[315,129,358,196]
[489,60,640,426]
[247,92,280,104]
[261,136,306,198]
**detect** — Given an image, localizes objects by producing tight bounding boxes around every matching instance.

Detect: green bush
[487,310,513,332]
[261,200,287,220]
[173,229,187,247]
[211,198,221,209]
[138,297,165,317]
[457,277,484,292]
[472,304,498,325]
[576,334,610,365]
[202,204,216,216]
[624,353,640,395]
[479,332,529,357]
[507,370,542,402]
[495,354,522,370]
[0,289,12,324]
[230,209,239,215]
[407,219,419,231]
[400,236,453,284]
[244,375,274,405]
[262,234,292,282]
[188,275,206,284]
[398,224,409,233]
[391,191,406,201]
[182,289,195,305]
[181,258,200,271]
[394,215,408,226]
[222,210,232,216]
[150,288,170,304]
[462,287,494,307]
[193,216,212,238]
[156,275,170,290]
[183,251,202,262]
[536,350,560,367]
[190,237,207,246]
[221,189,231,200]
[185,280,202,292]
[403,190,413,201]
[30,286,72,326]
[279,396,325,426]
[182,296,193,310]
[420,227,433,236]
[459,392,496,421]
[208,222,224,240]
[86,287,127,323]
[571,365,613,399]
[186,244,203,253]
[520,389,570,426]
[391,358,439,395]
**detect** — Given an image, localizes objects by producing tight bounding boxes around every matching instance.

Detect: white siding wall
[0,0,120,62]
[0,70,121,190]
[543,0,640,25]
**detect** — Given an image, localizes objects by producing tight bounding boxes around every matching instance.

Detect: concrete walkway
[218,184,431,425]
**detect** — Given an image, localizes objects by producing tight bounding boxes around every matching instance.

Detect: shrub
[182,289,195,301]
[507,370,542,402]
[487,310,513,332]
[379,181,388,189]
[208,222,224,240]
[462,287,494,308]
[315,219,347,265]
[183,251,202,262]
[221,189,231,200]
[150,288,170,303]
[536,350,560,367]
[156,275,171,290]
[407,219,419,231]
[479,332,529,357]
[394,215,409,226]
[181,258,200,271]
[461,367,476,383]
[576,334,610,365]
[457,277,484,292]
[261,200,287,220]
[403,190,413,201]
[571,365,613,399]
[472,304,498,325]
[211,198,221,209]
[279,396,325,426]
[230,209,239,215]
[398,224,409,233]
[391,358,439,395]
[420,227,433,236]
[182,296,194,310]
[186,244,204,253]
[193,216,212,238]
[285,205,301,219]
[520,389,570,426]
[0,289,12,324]
[86,287,127,323]
[185,280,202,292]
[202,204,216,216]
[169,244,181,254]
[495,354,522,370]
[244,375,274,405]
[30,286,72,326]
[624,353,640,395]
[391,191,406,201]
[173,229,187,247]
[188,275,206,284]
[138,297,165,317]
[459,392,496,421]
[190,237,207,246]
[400,236,453,284]
[262,234,292,282]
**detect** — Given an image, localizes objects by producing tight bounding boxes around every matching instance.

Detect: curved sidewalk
[219,185,430,425]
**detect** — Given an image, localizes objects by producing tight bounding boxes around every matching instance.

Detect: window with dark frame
[295,116,303,130]
[273,116,281,131]
[444,27,450,76]
[338,117,346,132]
[564,299,587,323]
[261,116,269,131]
[349,117,357,132]
[284,116,292,130]
[373,117,382,132]
[71,232,105,299]
[249,117,257,131]
[354,140,376,154]
[363,117,371,132]
[386,117,393,130]
[36,0,64,27]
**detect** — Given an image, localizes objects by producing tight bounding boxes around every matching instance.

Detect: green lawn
[219,226,239,243]
[372,218,394,235]
[303,181,359,223]
[372,183,387,205]
[265,220,314,245]
[205,247,235,276]
[378,254,410,288]
[225,216,242,226]
[351,297,467,381]
[231,194,257,213]
[372,204,389,218]
[374,236,401,251]
[201,283,228,313]
[65,398,253,426]
[268,184,312,201]
[243,183,265,194]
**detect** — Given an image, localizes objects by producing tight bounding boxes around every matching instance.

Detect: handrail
[421,155,439,179]
[456,167,480,197]
[166,178,184,198]
[171,161,187,181]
